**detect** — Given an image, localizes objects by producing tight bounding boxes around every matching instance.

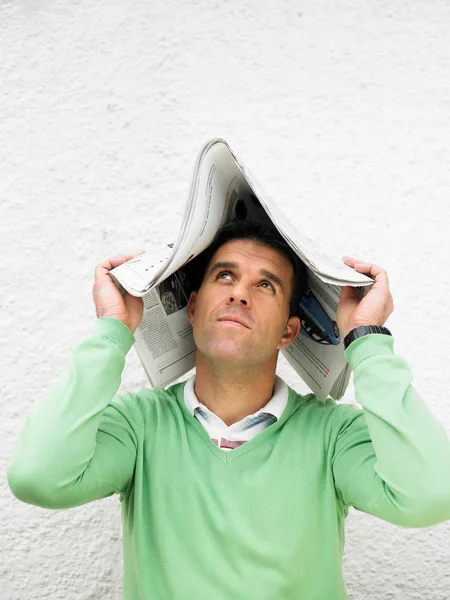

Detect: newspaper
[109,138,373,401]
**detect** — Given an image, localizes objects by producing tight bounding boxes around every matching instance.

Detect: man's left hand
[336,257,394,339]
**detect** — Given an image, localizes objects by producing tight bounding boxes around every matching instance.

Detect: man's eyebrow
[207,261,239,275]
[260,269,284,291]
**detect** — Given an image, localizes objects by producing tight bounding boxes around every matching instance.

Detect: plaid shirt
[183,375,288,451]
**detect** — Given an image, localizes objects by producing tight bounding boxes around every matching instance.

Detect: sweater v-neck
[175,381,303,464]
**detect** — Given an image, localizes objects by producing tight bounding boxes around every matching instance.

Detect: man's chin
[211,347,252,362]
[201,341,255,364]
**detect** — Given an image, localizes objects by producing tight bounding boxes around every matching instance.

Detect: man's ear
[187,291,197,325]
[277,315,300,350]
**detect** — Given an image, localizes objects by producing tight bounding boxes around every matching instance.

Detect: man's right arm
[7,317,139,509]
[8,253,145,509]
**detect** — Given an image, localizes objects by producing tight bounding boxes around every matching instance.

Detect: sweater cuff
[95,317,135,355]
[344,333,395,370]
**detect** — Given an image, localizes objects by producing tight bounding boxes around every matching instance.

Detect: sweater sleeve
[332,334,450,528]
[7,317,139,510]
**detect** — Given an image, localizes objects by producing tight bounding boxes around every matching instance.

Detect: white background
[1,1,450,598]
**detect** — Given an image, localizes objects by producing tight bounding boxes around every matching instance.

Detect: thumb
[339,286,358,304]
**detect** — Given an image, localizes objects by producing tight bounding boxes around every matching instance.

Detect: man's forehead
[212,239,289,265]
[208,239,294,285]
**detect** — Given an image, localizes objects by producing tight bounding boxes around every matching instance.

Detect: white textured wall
[2,1,450,598]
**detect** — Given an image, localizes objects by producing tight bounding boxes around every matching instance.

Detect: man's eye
[217,271,232,280]
[260,280,274,291]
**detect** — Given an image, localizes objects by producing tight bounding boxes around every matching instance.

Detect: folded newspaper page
[109,138,373,401]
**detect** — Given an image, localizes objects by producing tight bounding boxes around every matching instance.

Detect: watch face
[345,326,391,348]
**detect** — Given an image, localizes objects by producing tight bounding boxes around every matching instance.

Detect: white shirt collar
[183,373,289,422]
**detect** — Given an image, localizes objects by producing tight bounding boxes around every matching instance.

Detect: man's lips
[217,316,250,329]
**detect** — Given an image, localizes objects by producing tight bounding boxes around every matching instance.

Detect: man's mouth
[217,316,250,329]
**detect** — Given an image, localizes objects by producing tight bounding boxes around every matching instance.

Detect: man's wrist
[96,317,136,354]
[343,325,392,349]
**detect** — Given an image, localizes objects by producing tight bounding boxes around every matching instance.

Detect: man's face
[187,239,300,367]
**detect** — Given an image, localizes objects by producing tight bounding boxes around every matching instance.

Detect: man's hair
[186,220,308,318]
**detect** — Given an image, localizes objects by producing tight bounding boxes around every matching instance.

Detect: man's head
[186,220,308,369]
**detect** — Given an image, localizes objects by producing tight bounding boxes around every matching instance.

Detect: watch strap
[344,325,392,349]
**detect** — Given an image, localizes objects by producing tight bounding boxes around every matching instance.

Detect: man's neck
[193,352,278,427]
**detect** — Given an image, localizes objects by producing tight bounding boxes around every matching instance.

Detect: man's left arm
[332,257,450,527]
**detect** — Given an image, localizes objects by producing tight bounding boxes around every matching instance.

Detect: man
[8,220,450,599]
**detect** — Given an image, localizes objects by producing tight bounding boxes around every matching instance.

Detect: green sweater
[7,317,450,599]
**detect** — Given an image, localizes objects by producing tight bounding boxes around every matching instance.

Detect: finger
[338,285,360,306]
[94,252,145,281]
[343,257,388,282]
[351,263,389,284]
[342,256,361,267]
[343,256,376,269]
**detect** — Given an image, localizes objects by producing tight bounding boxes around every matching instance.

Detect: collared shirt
[183,374,289,451]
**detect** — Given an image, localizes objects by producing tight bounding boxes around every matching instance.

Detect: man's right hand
[92,253,144,334]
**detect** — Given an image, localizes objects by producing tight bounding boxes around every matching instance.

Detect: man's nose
[227,282,251,306]
[228,296,248,306]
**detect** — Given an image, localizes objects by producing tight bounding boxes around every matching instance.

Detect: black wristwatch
[344,325,392,349]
